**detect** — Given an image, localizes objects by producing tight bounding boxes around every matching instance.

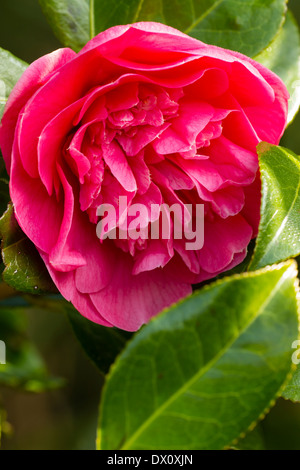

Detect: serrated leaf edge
[98,259,298,450]
[229,268,300,448]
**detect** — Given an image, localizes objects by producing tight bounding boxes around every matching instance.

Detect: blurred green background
[0,0,300,450]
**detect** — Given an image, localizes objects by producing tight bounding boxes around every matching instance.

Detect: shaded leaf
[255,11,300,124]
[99,261,299,450]
[0,47,27,120]
[93,0,287,57]
[68,307,132,375]
[39,0,90,51]
[0,204,57,294]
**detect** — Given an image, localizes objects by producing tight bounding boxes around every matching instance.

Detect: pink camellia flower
[0,22,288,331]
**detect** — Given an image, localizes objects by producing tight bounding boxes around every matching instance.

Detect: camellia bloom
[0,22,288,331]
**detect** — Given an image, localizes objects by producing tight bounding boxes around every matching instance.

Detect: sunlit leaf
[249,143,300,271]
[99,261,299,450]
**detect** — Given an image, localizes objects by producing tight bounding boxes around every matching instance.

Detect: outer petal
[79,22,201,56]
[0,48,76,172]
[39,254,114,327]
[224,48,289,143]
[198,215,253,273]
[10,133,63,253]
[90,253,191,331]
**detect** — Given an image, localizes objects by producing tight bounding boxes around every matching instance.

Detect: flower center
[64,80,234,263]
[66,83,183,223]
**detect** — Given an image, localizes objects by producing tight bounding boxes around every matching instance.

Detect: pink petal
[106,82,139,112]
[208,136,258,183]
[132,239,172,275]
[197,249,248,283]
[185,68,229,100]
[210,186,245,218]
[49,165,86,272]
[117,123,169,156]
[198,214,253,273]
[153,100,214,154]
[102,140,137,191]
[241,175,261,236]
[90,253,191,331]
[0,48,76,172]
[229,61,275,107]
[10,135,63,253]
[79,22,200,56]
[155,159,194,190]
[38,98,86,195]
[39,254,113,327]
[125,182,162,230]
[15,48,122,178]
[127,152,151,195]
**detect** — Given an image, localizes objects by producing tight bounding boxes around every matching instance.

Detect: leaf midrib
[119,266,290,450]
[132,0,145,23]
[89,0,95,38]
[90,0,225,39]
[184,0,224,34]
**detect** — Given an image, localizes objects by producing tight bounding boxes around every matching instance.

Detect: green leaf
[282,366,300,402]
[0,48,27,120]
[39,0,90,52]
[92,0,287,57]
[0,305,63,392]
[281,337,300,402]
[99,261,299,450]
[0,204,57,294]
[68,307,132,375]
[255,11,300,124]
[249,143,300,271]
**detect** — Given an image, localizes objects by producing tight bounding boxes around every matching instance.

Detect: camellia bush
[1,0,300,451]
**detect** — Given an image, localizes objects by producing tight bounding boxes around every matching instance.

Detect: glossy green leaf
[0,47,27,120]
[99,261,299,450]
[68,307,132,375]
[255,11,300,124]
[39,0,90,51]
[0,204,57,294]
[249,143,300,271]
[0,305,63,392]
[92,0,287,57]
